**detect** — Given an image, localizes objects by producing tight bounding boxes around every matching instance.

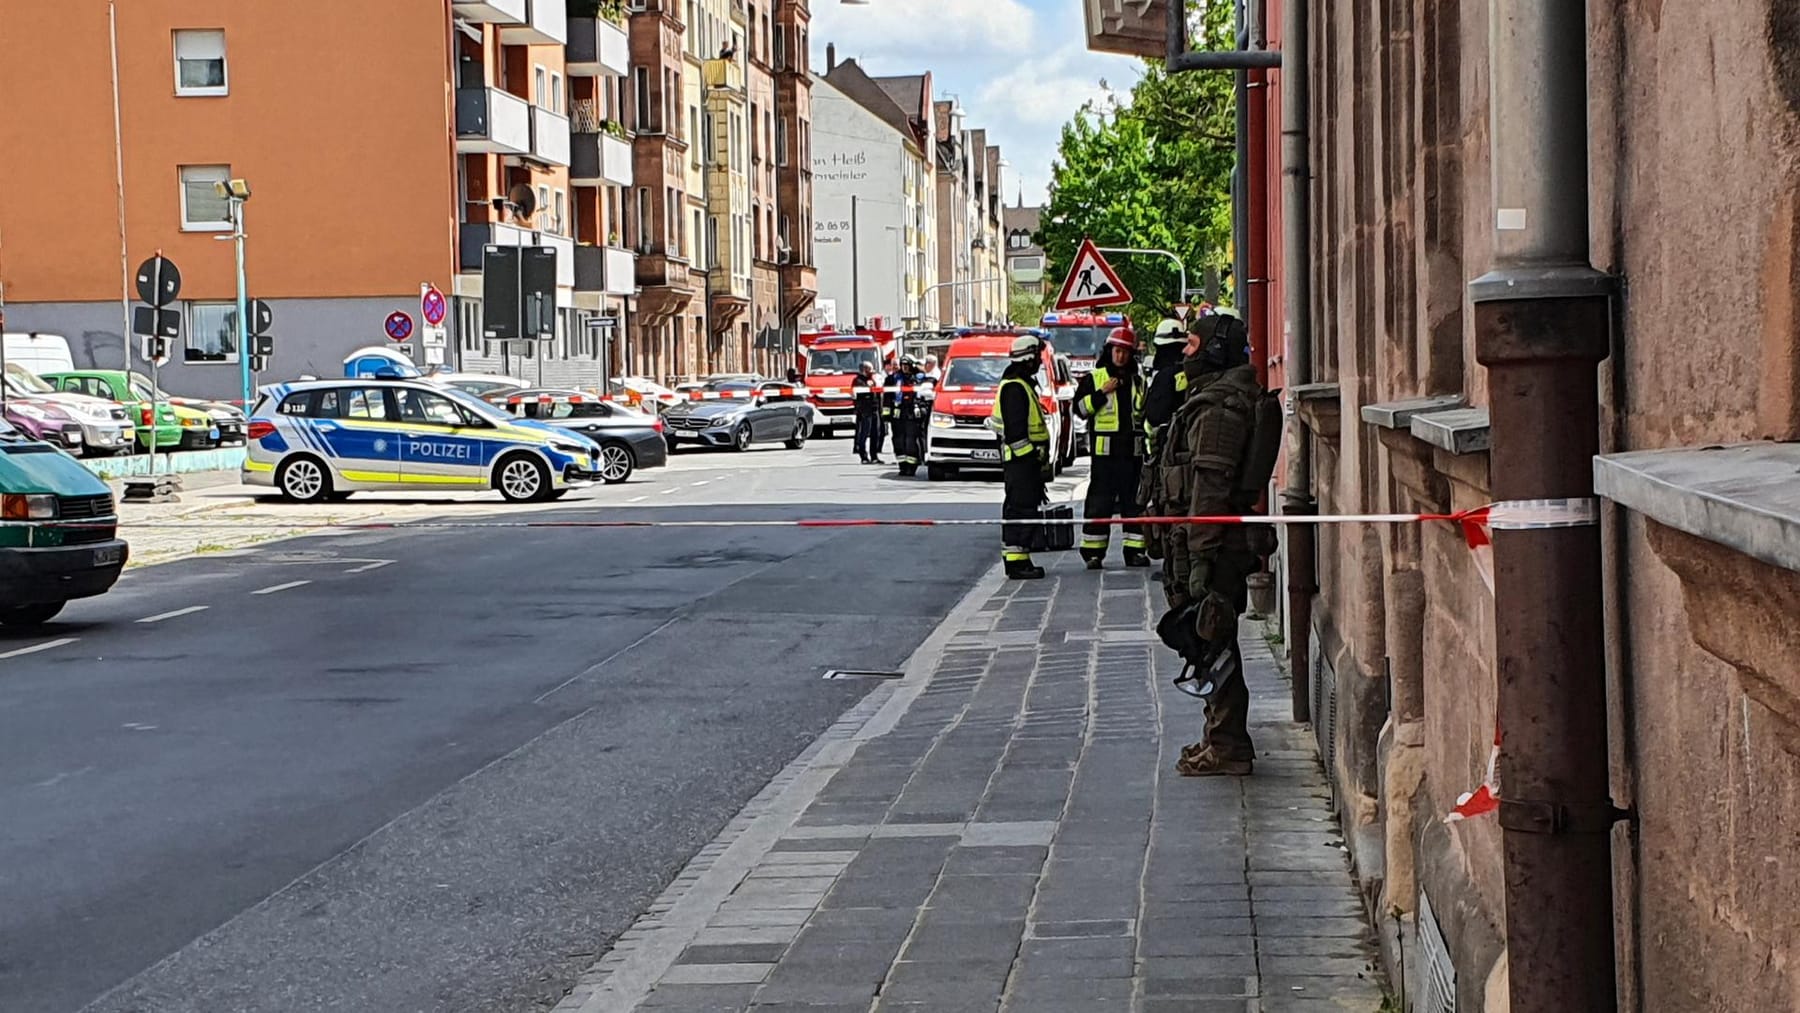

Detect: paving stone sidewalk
[558,558,1387,1013]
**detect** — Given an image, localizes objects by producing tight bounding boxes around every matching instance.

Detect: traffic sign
[135,255,182,307]
[247,299,273,335]
[1054,238,1133,311]
[1174,303,1190,322]
[132,305,180,339]
[385,311,414,343]
[421,283,447,326]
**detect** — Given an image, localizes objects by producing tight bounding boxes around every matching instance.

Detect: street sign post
[1084,0,1166,58]
[385,311,414,344]
[421,283,447,327]
[130,252,183,469]
[134,255,181,308]
[1054,239,1134,311]
[481,245,558,342]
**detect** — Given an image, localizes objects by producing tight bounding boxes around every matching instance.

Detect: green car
[0,418,128,626]
[43,370,224,450]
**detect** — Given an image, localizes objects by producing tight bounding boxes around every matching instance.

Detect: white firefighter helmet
[1009,334,1040,361]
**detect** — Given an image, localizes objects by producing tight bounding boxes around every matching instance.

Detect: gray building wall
[3,296,419,401]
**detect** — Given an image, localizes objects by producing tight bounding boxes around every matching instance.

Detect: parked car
[489,388,668,484]
[0,418,128,626]
[661,379,811,452]
[1,396,86,452]
[2,364,136,456]
[41,370,224,450]
[244,379,605,503]
[427,372,528,399]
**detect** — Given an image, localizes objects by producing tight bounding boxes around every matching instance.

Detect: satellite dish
[508,183,538,220]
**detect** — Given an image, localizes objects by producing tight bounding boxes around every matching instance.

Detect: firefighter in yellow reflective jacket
[1072,325,1149,569]
[990,334,1052,579]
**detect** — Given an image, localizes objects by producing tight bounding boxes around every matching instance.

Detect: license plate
[92,545,122,567]
[973,448,1000,461]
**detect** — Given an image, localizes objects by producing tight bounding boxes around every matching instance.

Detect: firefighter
[889,355,930,476]
[852,360,883,464]
[1072,325,1148,569]
[1160,311,1268,777]
[1142,318,1190,454]
[991,334,1052,580]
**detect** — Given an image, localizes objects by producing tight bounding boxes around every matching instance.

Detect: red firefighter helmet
[1105,326,1137,351]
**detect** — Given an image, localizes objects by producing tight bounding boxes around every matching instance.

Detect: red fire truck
[795,322,901,436]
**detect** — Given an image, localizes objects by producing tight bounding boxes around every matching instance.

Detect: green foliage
[1008,284,1046,327]
[1039,0,1238,333]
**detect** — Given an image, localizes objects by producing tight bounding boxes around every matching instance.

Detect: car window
[315,390,341,417]
[943,356,1008,387]
[550,401,608,419]
[128,378,157,402]
[278,393,313,416]
[395,388,466,425]
[346,388,387,420]
[5,364,55,393]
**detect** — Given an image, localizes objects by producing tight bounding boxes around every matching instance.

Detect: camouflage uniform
[1161,316,1264,776]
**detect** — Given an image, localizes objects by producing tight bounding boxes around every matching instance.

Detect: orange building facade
[0,0,634,398]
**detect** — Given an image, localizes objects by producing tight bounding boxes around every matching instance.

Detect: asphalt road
[0,441,1079,1013]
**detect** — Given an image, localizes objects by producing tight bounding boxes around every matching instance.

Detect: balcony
[703,57,745,92]
[529,105,572,166]
[456,87,531,155]
[539,232,576,288]
[452,0,526,24]
[571,130,633,186]
[498,0,567,45]
[567,17,629,77]
[576,244,637,296]
[458,222,534,271]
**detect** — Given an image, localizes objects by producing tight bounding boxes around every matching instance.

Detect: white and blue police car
[243,379,604,503]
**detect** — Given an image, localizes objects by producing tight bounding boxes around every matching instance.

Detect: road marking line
[0,637,77,660]
[629,495,648,503]
[136,605,208,624]
[691,479,710,487]
[660,487,677,495]
[344,560,393,574]
[252,580,311,595]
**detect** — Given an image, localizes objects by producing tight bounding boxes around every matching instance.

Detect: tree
[1038,0,1237,333]
[1008,284,1045,327]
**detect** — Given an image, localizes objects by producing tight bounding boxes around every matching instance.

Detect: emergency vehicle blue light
[1104,313,1124,324]
[1041,313,1060,324]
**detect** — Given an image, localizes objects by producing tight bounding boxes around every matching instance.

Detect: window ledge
[1360,394,1467,430]
[1594,441,1800,574]
[1409,407,1490,455]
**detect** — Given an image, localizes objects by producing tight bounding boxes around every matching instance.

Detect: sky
[808,0,1144,207]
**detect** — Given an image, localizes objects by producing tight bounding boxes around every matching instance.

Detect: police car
[243,379,605,503]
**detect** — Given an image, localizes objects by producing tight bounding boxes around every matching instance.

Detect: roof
[822,61,918,147]
[874,74,926,120]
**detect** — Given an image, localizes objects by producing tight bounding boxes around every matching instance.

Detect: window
[707,215,719,269]
[687,2,698,51]
[749,5,758,60]
[667,186,682,256]
[776,118,788,166]
[750,103,760,162]
[633,68,650,130]
[693,209,704,265]
[535,65,548,106]
[173,29,227,96]
[538,185,552,227]
[774,26,786,70]
[187,302,240,362]
[178,164,232,231]
[312,387,390,420]
[691,108,702,166]
[635,187,650,250]
[551,72,563,113]
[278,392,313,415]
[703,112,716,163]
[394,388,466,426]
[553,189,566,234]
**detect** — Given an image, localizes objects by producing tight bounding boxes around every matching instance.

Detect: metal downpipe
[1278,0,1314,722]
[1469,2,1621,1009]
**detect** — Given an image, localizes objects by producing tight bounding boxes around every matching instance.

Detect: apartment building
[1003,199,1046,296]
[932,100,975,328]
[745,1,780,376]
[701,14,752,373]
[772,0,818,337]
[626,0,696,381]
[0,1,631,398]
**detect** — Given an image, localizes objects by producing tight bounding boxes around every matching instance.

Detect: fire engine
[795,321,901,436]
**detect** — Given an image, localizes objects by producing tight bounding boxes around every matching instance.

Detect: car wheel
[496,452,553,503]
[0,602,66,627]
[927,464,953,482]
[598,442,635,483]
[785,421,808,450]
[732,423,753,452]
[276,455,332,503]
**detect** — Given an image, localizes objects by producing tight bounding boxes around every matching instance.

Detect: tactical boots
[1006,559,1047,580]
[1124,550,1151,568]
[1176,746,1253,777]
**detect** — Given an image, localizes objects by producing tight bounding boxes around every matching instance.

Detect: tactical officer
[889,355,931,476]
[1162,311,1264,777]
[852,360,883,464]
[991,334,1052,580]
[1072,325,1149,569]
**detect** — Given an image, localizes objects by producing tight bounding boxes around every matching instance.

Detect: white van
[2,332,76,376]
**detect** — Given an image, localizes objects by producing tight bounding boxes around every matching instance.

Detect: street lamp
[212,178,251,409]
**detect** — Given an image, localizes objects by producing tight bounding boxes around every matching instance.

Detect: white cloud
[812,0,1038,64]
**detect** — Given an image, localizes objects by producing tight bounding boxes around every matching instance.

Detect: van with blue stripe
[243,380,604,503]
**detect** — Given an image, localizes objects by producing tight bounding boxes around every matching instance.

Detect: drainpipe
[1277,0,1314,722]
[1232,0,1249,324]
[1467,2,1620,1009]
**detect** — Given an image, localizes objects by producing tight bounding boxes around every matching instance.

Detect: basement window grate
[821,669,905,680]
[1418,890,1458,1013]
